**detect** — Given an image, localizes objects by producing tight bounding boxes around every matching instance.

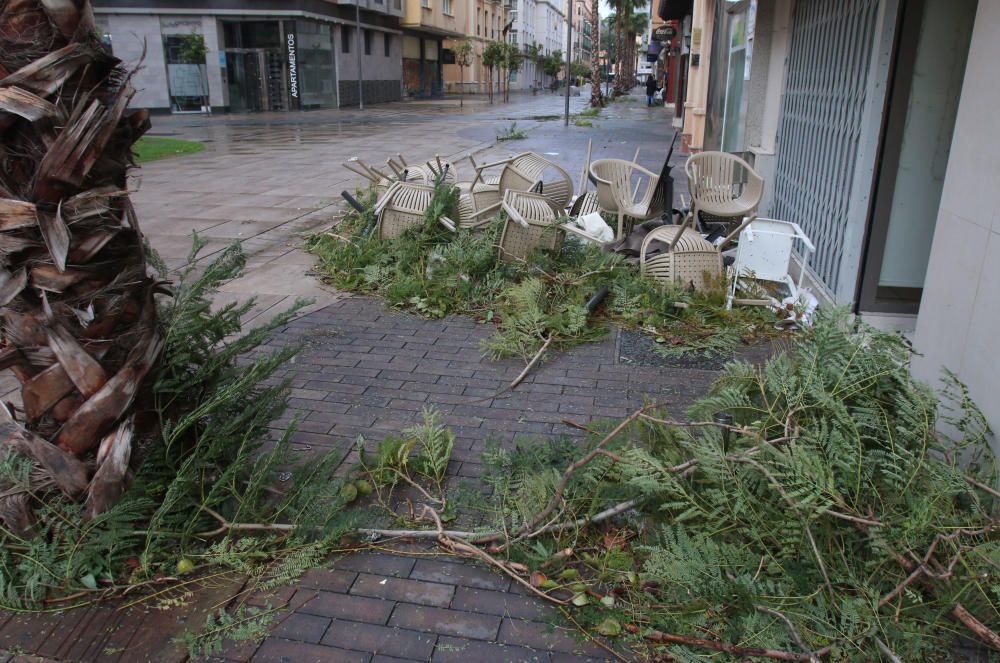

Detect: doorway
[225,49,288,112]
[222,20,289,113]
[858,0,977,313]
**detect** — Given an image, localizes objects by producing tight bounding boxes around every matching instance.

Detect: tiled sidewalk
[222,296,726,663]
[0,96,705,662]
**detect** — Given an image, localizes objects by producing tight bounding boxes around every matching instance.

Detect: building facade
[672,0,1000,450]
[509,0,564,90]
[94,0,403,112]
[401,0,469,97]
[570,0,592,66]
[443,0,509,94]
[92,0,404,112]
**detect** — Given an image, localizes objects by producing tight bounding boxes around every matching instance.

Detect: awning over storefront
[657,0,692,22]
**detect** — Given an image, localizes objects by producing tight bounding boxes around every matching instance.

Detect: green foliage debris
[478,310,1000,660]
[307,184,780,360]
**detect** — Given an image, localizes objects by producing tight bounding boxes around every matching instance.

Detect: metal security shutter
[770,0,880,295]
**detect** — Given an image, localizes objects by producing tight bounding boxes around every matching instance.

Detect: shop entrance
[225,49,288,112]
[222,20,289,113]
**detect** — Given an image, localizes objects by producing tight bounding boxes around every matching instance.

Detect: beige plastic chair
[590,158,668,239]
[685,151,763,231]
[374,182,436,240]
[569,139,601,217]
[387,154,458,186]
[640,215,754,292]
[468,152,574,212]
[497,190,566,262]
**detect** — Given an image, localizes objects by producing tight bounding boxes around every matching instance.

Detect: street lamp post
[356,1,364,110]
[563,1,572,126]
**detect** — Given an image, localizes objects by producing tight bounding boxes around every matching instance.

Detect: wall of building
[335,23,403,104]
[681,0,714,152]
[912,0,1000,454]
[100,14,172,110]
[402,0,467,37]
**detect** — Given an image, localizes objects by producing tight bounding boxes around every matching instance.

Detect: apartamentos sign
[286,26,300,109]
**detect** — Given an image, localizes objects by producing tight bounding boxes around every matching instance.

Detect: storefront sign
[653,25,676,42]
[286,27,300,109]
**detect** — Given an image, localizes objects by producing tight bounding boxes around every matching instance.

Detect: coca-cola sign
[653,25,676,42]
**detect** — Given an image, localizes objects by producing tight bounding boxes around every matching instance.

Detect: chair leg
[617,211,625,240]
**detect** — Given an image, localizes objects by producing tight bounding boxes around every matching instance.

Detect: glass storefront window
[164,34,208,112]
[295,20,336,109]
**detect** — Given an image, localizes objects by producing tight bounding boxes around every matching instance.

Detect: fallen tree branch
[505,404,657,543]
[420,505,568,605]
[953,602,1000,650]
[196,506,296,538]
[756,605,820,663]
[357,497,643,544]
[507,333,553,392]
[635,626,827,661]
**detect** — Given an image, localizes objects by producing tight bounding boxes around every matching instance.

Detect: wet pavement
[0,93,698,663]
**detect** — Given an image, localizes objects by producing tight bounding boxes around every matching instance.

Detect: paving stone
[253,638,370,663]
[496,619,608,657]
[350,573,454,608]
[297,568,358,593]
[388,604,500,641]
[449,587,554,621]
[408,559,510,591]
[270,613,331,643]
[321,619,436,659]
[334,553,417,577]
[299,592,394,625]
[431,636,549,663]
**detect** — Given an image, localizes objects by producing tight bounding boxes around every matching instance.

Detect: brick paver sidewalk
[0,95,716,662]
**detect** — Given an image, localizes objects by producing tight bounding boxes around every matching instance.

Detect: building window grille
[384,32,391,56]
[443,0,452,14]
[364,29,372,55]
[342,27,351,53]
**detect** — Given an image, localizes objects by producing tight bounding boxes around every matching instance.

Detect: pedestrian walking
[645,75,658,107]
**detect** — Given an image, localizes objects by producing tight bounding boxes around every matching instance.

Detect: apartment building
[443,0,509,94]
[92,0,404,111]
[509,0,564,89]
[401,0,469,96]
[570,0,592,66]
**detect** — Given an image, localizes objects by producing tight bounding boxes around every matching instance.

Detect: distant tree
[542,49,564,83]
[482,41,505,103]
[626,11,649,86]
[452,39,474,108]
[502,42,524,102]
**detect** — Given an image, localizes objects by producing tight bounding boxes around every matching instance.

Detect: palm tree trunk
[614,2,624,95]
[0,0,162,527]
[589,0,602,107]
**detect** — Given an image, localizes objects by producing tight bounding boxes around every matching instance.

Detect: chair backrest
[377,182,435,240]
[500,153,574,208]
[498,190,565,261]
[733,218,800,283]
[685,151,763,209]
[589,159,635,212]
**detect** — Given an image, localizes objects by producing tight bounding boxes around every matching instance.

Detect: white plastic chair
[726,217,815,309]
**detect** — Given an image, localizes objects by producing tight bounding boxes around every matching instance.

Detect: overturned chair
[497,190,568,262]
[467,152,575,215]
[639,216,753,292]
